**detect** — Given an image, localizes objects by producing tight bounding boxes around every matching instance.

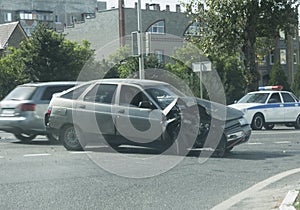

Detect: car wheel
[60,125,83,151]
[264,123,274,130]
[212,135,227,158]
[294,115,300,129]
[14,133,37,142]
[251,113,264,130]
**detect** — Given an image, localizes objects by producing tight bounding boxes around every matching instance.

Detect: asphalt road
[0,127,300,210]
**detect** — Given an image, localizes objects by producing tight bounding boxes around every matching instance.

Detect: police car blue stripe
[247,103,300,110]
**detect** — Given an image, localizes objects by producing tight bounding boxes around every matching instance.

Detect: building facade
[0,0,298,86]
[0,0,98,35]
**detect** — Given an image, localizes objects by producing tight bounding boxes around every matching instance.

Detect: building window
[155,50,164,63]
[20,12,33,20]
[147,20,165,34]
[4,13,12,22]
[270,50,275,65]
[280,49,286,64]
[184,22,202,36]
[55,15,60,22]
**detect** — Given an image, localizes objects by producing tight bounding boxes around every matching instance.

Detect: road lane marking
[23,154,51,157]
[69,151,93,154]
[211,168,300,210]
[274,141,291,144]
[247,142,264,145]
[0,156,4,159]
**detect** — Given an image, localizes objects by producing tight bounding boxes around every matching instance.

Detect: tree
[184,0,299,91]
[0,48,29,99]
[20,24,94,81]
[268,61,290,91]
[214,56,245,104]
[292,65,300,97]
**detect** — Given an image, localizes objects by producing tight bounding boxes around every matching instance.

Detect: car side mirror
[234,100,237,104]
[138,101,154,109]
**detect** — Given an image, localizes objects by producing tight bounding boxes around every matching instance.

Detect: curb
[279,190,299,210]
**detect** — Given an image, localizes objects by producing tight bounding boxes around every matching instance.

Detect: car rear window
[40,85,75,101]
[4,86,37,101]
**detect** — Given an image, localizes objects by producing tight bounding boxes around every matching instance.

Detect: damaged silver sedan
[45,79,251,157]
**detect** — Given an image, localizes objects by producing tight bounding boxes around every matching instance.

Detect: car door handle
[118,109,125,114]
[78,105,86,109]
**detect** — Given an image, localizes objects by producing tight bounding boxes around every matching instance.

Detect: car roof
[90,78,169,87]
[20,81,81,87]
[247,90,292,94]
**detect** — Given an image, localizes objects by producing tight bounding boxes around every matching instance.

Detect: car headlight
[227,131,245,141]
[238,118,248,126]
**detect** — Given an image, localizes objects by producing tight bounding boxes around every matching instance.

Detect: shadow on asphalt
[9,141,296,160]
[82,146,294,160]
[223,150,293,160]
[13,140,61,146]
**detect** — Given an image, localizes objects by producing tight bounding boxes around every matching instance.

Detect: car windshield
[3,86,37,101]
[145,85,186,109]
[237,92,269,103]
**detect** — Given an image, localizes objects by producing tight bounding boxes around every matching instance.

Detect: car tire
[60,125,83,151]
[212,135,227,158]
[14,133,37,142]
[295,115,300,129]
[264,123,274,130]
[251,113,264,130]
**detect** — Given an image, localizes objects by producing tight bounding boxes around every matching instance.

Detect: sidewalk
[215,170,300,210]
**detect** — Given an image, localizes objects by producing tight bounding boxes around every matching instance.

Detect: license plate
[1,109,15,116]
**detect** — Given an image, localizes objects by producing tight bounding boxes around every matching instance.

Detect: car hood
[228,103,263,111]
[163,97,244,121]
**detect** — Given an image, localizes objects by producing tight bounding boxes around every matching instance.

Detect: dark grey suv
[45,79,251,157]
[0,81,79,142]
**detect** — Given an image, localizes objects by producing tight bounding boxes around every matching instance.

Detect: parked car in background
[0,81,79,142]
[45,79,251,157]
[228,85,300,130]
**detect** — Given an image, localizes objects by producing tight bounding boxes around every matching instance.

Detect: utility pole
[137,0,144,79]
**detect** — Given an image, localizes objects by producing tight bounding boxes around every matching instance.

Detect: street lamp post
[137,0,144,79]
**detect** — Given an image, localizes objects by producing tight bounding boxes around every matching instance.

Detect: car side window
[268,93,281,103]
[281,92,296,103]
[84,84,117,104]
[119,85,150,107]
[41,85,75,101]
[61,84,90,100]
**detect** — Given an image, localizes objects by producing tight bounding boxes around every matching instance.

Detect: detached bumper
[226,124,251,149]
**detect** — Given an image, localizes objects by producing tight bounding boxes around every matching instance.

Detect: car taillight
[46,107,52,115]
[18,103,36,111]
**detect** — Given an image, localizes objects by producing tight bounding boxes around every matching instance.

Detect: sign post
[192,61,212,98]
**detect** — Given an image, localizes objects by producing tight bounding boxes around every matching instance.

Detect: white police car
[228,86,300,130]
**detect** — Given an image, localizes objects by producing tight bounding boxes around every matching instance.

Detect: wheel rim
[254,116,263,129]
[64,127,79,147]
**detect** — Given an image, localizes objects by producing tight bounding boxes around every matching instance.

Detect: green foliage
[292,65,300,97]
[0,48,29,99]
[184,0,299,91]
[19,24,94,82]
[214,56,245,104]
[0,24,95,98]
[269,61,290,91]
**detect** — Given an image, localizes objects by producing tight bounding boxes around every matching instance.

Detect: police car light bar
[258,85,283,91]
